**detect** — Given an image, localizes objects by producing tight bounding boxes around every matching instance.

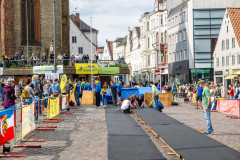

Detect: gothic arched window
[21,0,40,45]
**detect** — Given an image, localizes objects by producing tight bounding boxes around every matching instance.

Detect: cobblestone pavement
[5,106,108,160]
[163,98,240,152]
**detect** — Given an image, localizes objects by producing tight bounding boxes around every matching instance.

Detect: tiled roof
[108,41,113,60]
[117,36,127,47]
[135,27,141,37]
[227,8,240,46]
[97,47,104,54]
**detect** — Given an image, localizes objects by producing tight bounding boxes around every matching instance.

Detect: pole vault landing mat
[134,108,240,160]
[106,107,166,160]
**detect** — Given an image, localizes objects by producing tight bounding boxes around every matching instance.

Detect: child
[102,85,107,108]
[32,91,39,121]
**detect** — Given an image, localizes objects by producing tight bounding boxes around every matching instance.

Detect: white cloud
[70,0,154,46]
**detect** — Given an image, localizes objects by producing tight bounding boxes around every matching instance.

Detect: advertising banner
[47,97,60,119]
[75,64,99,74]
[21,104,35,138]
[217,100,240,116]
[60,74,67,92]
[99,67,119,74]
[0,106,15,146]
[33,65,63,74]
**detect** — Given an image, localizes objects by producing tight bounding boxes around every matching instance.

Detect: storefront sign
[215,71,223,75]
[33,65,63,74]
[191,69,210,74]
[99,67,119,74]
[0,68,3,75]
[75,64,99,74]
[232,69,240,74]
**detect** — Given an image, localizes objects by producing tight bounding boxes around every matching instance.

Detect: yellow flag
[60,74,67,92]
[32,75,38,81]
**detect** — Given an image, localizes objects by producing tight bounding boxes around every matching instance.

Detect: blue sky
[70,0,154,46]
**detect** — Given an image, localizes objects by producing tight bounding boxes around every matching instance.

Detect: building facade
[0,0,69,58]
[70,13,98,58]
[167,0,240,84]
[214,8,240,86]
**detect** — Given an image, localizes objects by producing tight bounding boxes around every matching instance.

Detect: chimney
[76,13,80,27]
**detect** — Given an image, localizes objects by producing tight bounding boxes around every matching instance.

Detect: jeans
[172,92,177,101]
[43,94,49,108]
[212,100,217,110]
[96,92,100,107]
[25,97,33,105]
[229,96,233,99]
[154,95,159,111]
[102,96,107,105]
[112,93,118,105]
[35,100,39,121]
[38,93,43,114]
[75,93,80,106]
[204,106,214,133]
[0,93,2,101]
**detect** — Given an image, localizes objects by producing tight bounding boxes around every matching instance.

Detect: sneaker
[203,132,210,135]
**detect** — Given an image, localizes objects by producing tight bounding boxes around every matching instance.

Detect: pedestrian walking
[198,80,214,135]
[35,75,44,114]
[102,85,107,107]
[94,77,101,108]
[22,80,35,105]
[172,83,178,101]
[72,79,80,107]
[228,85,234,99]
[196,84,203,109]
[49,79,61,97]
[110,82,118,106]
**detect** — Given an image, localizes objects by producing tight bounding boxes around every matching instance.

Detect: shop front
[190,68,213,83]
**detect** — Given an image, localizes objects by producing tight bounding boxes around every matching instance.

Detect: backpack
[22,87,29,99]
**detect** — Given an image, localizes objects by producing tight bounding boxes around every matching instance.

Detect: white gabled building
[70,13,98,58]
[102,40,113,60]
[214,8,240,86]
[112,37,127,60]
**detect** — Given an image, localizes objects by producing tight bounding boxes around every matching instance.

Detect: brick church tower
[0,0,15,56]
[0,0,70,58]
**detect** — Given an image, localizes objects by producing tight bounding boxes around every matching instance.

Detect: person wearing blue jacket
[94,77,101,108]
[116,80,123,105]
[84,81,92,91]
[80,80,85,100]
[49,79,61,97]
[73,79,81,107]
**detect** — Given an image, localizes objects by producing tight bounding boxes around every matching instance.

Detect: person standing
[73,79,81,107]
[234,83,239,99]
[94,77,101,108]
[196,84,203,109]
[84,81,92,90]
[110,82,118,106]
[228,85,234,99]
[43,80,50,109]
[172,83,178,101]
[35,75,44,113]
[49,79,61,97]
[220,84,227,98]
[80,79,85,104]
[116,80,123,105]
[212,85,221,110]
[150,81,161,112]
[102,85,107,107]
[23,80,35,105]
[2,78,16,109]
[198,80,214,135]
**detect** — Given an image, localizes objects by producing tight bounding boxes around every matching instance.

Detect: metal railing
[0,59,128,68]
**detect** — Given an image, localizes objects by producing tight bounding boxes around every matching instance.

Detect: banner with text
[60,74,67,92]
[33,65,63,74]
[22,104,35,138]
[75,64,99,74]
[47,97,60,119]
[99,67,119,74]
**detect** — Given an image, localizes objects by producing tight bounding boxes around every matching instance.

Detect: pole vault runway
[133,108,240,160]
[105,107,166,160]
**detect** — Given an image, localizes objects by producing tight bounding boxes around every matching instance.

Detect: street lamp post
[53,0,57,73]
[90,17,93,86]
[26,0,29,64]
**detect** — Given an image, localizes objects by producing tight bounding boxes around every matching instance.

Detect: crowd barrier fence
[0,94,70,157]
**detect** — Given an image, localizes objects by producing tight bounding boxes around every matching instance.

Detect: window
[238,54,240,64]
[21,0,41,45]
[147,22,149,30]
[222,56,225,66]
[222,40,225,50]
[226,56,229,66]
[216,57,219,66]
[72,36,77,43]
[183,30,186,41]
[78,47,83,54]
[183,12,186,22]
[161,33,164,43]
[148,37,150,48]
[176,51,179,61]
[169,53,171,63]
[227,26,228,33]
[172,34,175,44]
[175,33,178,43]
[226,13,228,18]
[161,52,164,63]
[169,36,171,45]
[226,39,229,50]
[179,31,182,42]
[148,55,150,66]
[181,50,184,61]
[179,13,182,23]
[173,52,175,62]
[184,49,188,60]
[232,38,235,48]
[232,55,235,65]
[175,16,178,25]
[161,15,163,25]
